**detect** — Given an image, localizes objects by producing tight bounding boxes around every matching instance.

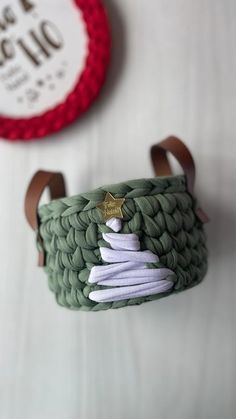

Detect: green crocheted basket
[25,136,209,311]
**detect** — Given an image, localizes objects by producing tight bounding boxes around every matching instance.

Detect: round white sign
[0,0,87,117]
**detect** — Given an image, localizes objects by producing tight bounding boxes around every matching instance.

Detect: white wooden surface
[1,1,236,418]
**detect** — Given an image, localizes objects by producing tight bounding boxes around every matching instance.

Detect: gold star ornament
[96,192,125,221]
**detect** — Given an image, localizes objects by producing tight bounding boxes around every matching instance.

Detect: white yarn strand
[88,217,174,303]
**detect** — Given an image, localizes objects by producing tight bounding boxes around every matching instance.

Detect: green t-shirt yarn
[37,175,208,311]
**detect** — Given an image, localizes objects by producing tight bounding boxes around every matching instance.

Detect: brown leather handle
[151,136,209,223]
[25,170,66,266]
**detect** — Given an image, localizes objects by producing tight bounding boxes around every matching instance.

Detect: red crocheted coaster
[0,0,111,141]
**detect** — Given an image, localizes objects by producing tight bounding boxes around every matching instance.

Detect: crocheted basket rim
[38,174,187,216]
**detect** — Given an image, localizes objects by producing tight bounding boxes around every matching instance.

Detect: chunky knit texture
[38,175,208,311]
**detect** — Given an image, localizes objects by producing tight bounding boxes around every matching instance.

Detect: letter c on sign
[0,39,15,66]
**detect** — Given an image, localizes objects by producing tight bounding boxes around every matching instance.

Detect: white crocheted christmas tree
[88,218,174,303]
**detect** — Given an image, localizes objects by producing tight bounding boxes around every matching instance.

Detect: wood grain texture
[0,0,236,418]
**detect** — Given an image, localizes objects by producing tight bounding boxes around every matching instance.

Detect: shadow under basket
[25,136,209,311]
